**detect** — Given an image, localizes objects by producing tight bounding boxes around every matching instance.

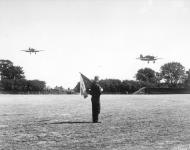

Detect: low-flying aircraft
[20,47,45,54]
[137,54,162,63]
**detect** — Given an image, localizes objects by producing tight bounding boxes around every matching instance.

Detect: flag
[80,73,92,98]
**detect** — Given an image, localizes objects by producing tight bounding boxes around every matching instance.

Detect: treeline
[1,59,190,94]
[45,86,75,94]
[74,62,190,94]
[1,79,45,92]
[0,60,46,93]
[74,79,158,94]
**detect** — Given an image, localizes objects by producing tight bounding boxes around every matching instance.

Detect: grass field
[1,94,190,150]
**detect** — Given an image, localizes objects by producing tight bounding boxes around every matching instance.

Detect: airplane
[137,54,162,63]
[20,47,45,54]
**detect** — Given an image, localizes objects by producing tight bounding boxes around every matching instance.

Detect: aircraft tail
[140,54,143,58]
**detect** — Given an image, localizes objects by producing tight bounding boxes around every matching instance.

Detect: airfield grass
[1,95,190,150]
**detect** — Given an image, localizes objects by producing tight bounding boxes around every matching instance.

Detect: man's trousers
[91,95,100,122]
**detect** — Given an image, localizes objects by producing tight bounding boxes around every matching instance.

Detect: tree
[0,60,25,91]
[27,80,46,91]
[1,66,25,80]
[121,80,141,93]
[99,79,122,93]
[184,69,190,88]
[0,59,46,93]
[14,79,28,91]
[136,68,157,83]
[160,62,185,87]
[1,79,14,91]
[0,59,25,80]
[0,60,13,80]
[1,79,28,91]
[0,60,13,69]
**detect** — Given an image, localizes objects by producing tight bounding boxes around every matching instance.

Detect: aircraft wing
[35,50,45,52]
[136,57,149,60]
[155,57,162,60]
[20,50,30,52]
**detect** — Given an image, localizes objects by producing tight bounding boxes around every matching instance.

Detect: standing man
[88,76,103,123]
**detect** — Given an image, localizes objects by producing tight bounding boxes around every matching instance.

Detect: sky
[0,0,190,88]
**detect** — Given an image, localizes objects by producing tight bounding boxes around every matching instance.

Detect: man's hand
[86,88,91,94]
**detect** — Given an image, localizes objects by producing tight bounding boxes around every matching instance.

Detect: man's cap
[94,76,99,81]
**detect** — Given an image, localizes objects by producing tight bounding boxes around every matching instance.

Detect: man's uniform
[89,81,102,123]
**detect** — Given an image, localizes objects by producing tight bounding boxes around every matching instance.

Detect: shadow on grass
[50,121,101,124]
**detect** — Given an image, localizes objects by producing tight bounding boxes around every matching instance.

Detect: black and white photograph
[0,0,190,149]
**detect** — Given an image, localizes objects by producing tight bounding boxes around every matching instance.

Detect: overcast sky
[0,0,190,88]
